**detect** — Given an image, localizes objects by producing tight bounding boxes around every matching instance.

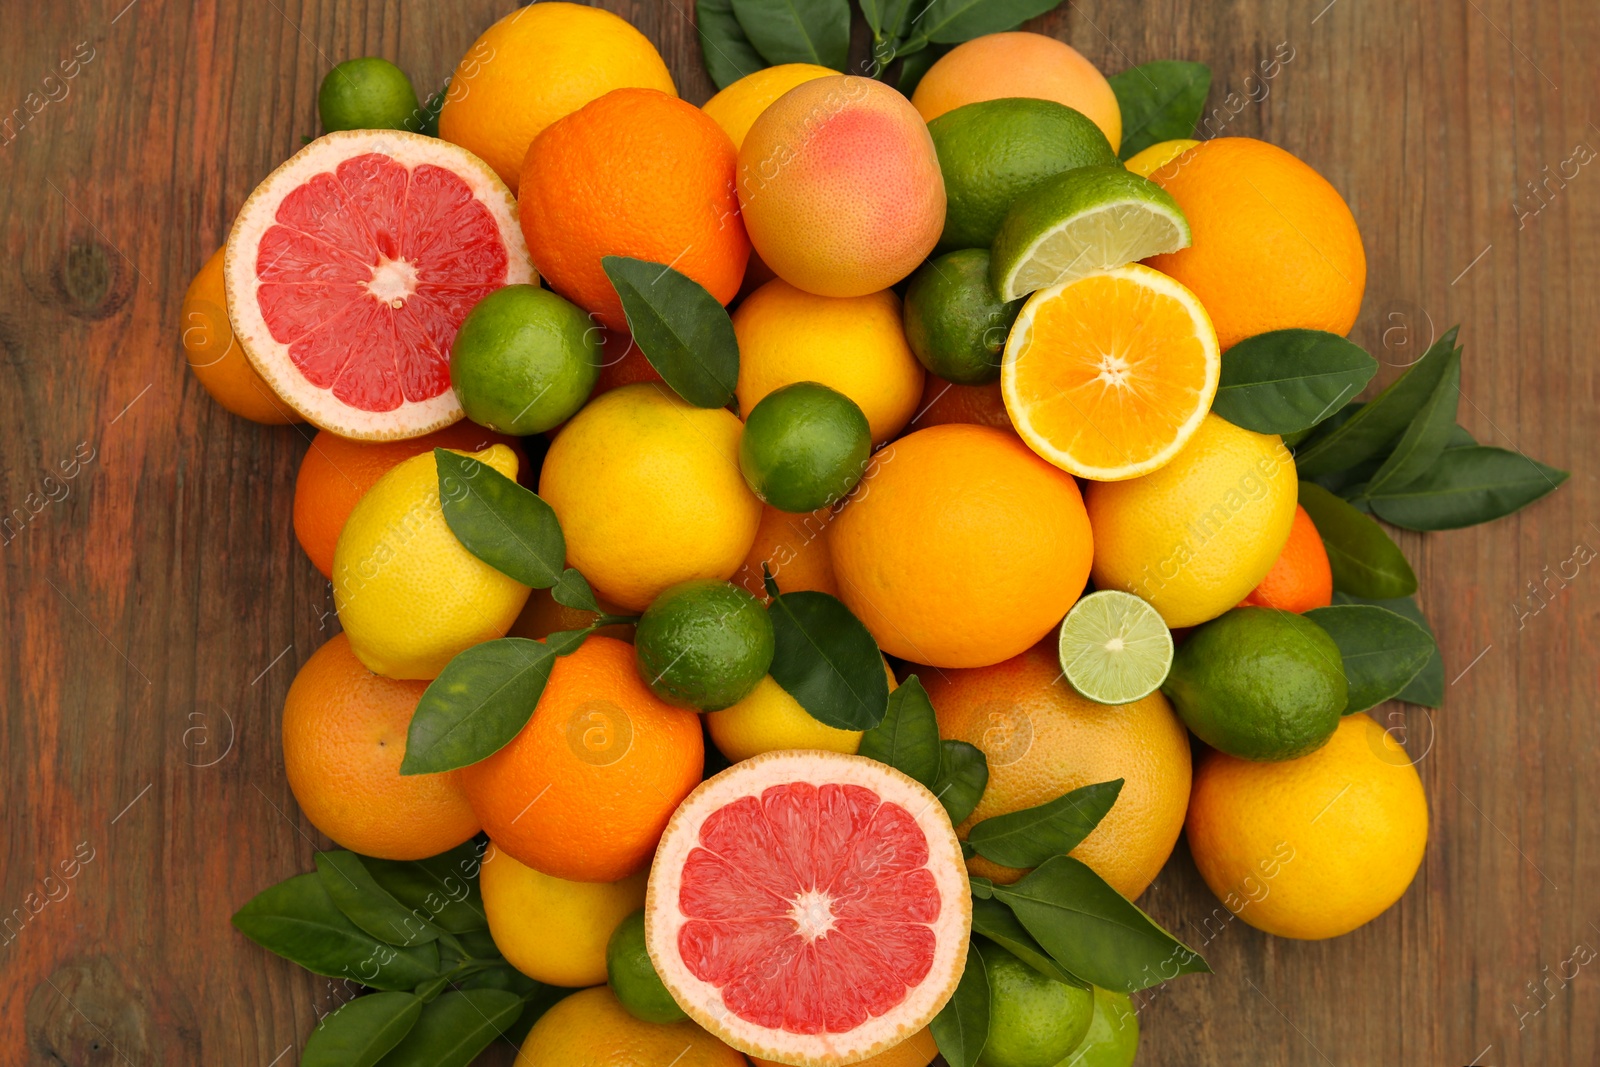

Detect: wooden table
[3,1,1594,1064]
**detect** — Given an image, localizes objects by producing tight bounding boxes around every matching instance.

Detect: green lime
[606,910,687,1024]
[903,250,1024,385]
[928,98,1120,253]
[990,165,1192,301]
[635,580,774,711]
[318,57,421,133]
[738,382,871,513]
[979,941,1095,1067]
[412,77,450,137]
[1058,590,1173,704]
[1056,987,1139,1067]
[450,285,601,435]
[1162,607,1348,761]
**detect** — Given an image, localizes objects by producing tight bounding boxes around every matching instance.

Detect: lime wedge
[1058,590,1174,704]
[990,165,1191,301]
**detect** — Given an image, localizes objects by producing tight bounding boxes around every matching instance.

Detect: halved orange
[1001,263,1219,480]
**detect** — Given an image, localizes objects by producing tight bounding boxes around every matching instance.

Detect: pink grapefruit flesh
[647,750,970,1067]
[225,130,535,439]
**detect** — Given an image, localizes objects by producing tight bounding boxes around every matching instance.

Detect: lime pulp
[1058,590,1174,704]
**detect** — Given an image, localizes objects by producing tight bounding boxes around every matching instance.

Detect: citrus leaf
[695,0,768,89]
[1447,423,1477,449]
[602,256,740,408]
[1333,594,1445,707]
[373,989,524,1067]
[435,450,562,589]
[993,855,1208,993]
[932,739,988,825]
[1298,481,1417,599]
[1367,446,1568,530]
[401,639,556,774]
[731,0,851,69]
[858,675,941,788]
[930,939,989,1067]
[303,993,422,1067]
[1304,605,1433,713]
[860,0,920,42]
[967,780,1124,870]
[549,568,598,613]
[1211,330,1377,434]
[361,843,487,935]
[767,590,890,730]
[895,42,946,93]
[907,0,1062,48]
[1364,349,1461,495]
[232,874,441,991]
[1108,60,1212,159]
[316,851,444,947]
[970,898,1086,986]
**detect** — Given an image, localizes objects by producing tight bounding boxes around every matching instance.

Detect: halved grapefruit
[225,130,535,439]
[646,751,970,1067]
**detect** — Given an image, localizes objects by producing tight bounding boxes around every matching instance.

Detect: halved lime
[1058,590,1174,704]
[991,166,1191,301]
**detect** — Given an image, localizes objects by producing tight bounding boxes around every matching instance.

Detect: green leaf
[1297,482,1418,598]
[907,0,1063,47]
[1292,327,1459,479]
[731,0,851,69]
[857,675,941,788]
[932,740,988,825]
[373,989,524,1067]
[303,993,422,1067]
[601,256,740,408]
[1368,446,1569,531]
[401,639,556,774]
[360,843,487,936]
[930,939,989,1067]
[1303,605,1433,713]
[544,628,590,657]
[967,780,1123,870]
[896,43,947,93]
[994,856,1208,993]
[860,0,919,42]
[695,0,768,90]
[1108,60,1212,160]
[1364,349,1461,495]
[550,568,598,613]
[233,874,441,991]
[316,852,443,947]
[1332,594,1443,707]
[970,898,1085,985]
[1447,423,1477,449]
[435,450,562,589]
[767,591,889,730]
[1211,330,1377,434]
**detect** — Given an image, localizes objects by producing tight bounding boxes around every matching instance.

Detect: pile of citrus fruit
[192,5,1568,1066]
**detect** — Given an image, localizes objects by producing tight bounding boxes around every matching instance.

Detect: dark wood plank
[1,1,1595,1064]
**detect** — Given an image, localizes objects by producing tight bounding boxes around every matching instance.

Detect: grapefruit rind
[225,130,536,440]
[646,750,971,1067]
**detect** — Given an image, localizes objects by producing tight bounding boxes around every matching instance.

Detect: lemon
[332,444,531,679]
[706,676,864,762]
[1085,414,1297,628]
[517,986,744,1067]
[1123,138,1199,179]
[480,843,646,987]
[701,63,836,150]
[539,383,762,612]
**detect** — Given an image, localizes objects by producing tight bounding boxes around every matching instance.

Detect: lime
[928,98,1119,253]
[634,580,774,711]
[1057,987,1139,1067]
[450,285,601,435]
[606,909,687,1024]
[738,382,871,513]
[991,166,1192,301]
[318,57,421,133]
[1058,590,1173,704]
[903,250,1024,385]
[1162,607,1348,761]
[980,941,1094,1067]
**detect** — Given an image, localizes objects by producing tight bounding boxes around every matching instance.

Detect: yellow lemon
[1085,414,1296,628]
[539,383,761,611]
[1185,713,1429,940]
[333,444,530,679]
[1123,138,1200,179]
[517,986,744,1067]
[480,842,645,986]
[705,660,896,763]
[702,63,838,150]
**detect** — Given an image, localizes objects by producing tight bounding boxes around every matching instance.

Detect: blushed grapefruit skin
[646,750,970,1067]
[225,130,535,440]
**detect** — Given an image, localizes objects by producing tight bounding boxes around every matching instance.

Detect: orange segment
[1001,263,1219,480]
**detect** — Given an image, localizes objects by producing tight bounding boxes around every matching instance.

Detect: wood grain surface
[1,1,1596,1064]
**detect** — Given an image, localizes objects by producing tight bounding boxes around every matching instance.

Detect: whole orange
[281,633,480,861]
[519,88,749,332]
[292,423,521,579]
[912,375,1011,430]
[1145,138,1367,350]
[460,635,704,882]
[732,504,838,602]
[1241,504,1334,612]
[829,425,1092,668]
[182,247,300,424]
[925,641,1192,899]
